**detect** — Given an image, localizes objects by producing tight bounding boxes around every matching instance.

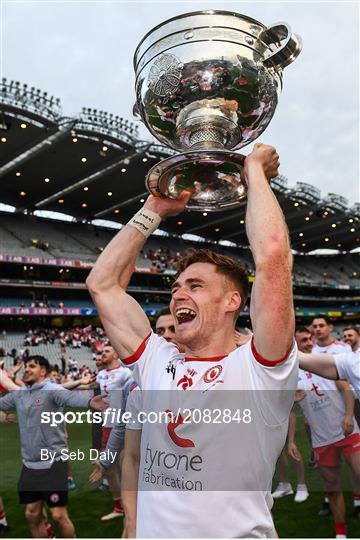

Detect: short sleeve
[335,352,360,397]
[249,337,299,389]
[121,331,178,389]
[247,338,299,426]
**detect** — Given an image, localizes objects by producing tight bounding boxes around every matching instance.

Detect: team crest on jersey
[50,493,60,503]
[203,365,222,383]
[34,398,43,406]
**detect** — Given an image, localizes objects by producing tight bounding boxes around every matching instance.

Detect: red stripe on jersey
[184,355,227,362]
[251,337,293,367]
[130,382,138,392]
[122,332,152,365]
[0,384,7,394]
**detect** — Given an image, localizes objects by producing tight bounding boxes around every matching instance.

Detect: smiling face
[343,328,359,350]
[170,262,241,348]
[295,330,313,353]
[23,360,47,385]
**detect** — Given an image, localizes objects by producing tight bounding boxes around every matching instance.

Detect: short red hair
[175,249,249,312]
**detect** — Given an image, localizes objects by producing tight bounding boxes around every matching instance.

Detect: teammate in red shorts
[291,331,360,538]
[96,344,131,521]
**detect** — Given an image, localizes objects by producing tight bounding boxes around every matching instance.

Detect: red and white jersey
[122,332,298,538]
[297,369,359,447]
[96,365,131,427]
[335,352,360,400]
[312,340,351,355]
[97,364,131,395]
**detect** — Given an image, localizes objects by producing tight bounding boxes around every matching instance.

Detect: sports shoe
[100,509,124,521]
[294,484,309,503]
[271,482,294,499]
[318,501,332,516]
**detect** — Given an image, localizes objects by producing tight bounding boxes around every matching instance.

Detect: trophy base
[145,150,247,212]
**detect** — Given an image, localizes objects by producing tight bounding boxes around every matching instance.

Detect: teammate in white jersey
[312,316,351,355]
[293,329,360,537]
[299,351,360,402]
[86,143,298,538]
[343,326,360,352]
[96,344,131,521]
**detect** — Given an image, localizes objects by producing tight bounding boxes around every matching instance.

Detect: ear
[225,291,242,314]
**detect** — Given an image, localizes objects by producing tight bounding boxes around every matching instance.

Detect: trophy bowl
[134,10,302,211]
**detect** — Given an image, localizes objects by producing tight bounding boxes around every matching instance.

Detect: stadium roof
[1,78,359,254]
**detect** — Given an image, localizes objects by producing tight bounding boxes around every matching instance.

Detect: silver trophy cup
[134,10,302,211]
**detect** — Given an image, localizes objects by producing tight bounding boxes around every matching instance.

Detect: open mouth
[175,308,197,325]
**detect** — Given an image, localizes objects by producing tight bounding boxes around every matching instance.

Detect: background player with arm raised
[86,143,298,538]
[0,355,92,538]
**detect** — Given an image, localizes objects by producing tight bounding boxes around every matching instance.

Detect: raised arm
[245,144,294,360]
[0,367,20,392]
[298,351,338,380]
[86,192,190,359]
[0,391,17,411]
[52,386,93,408]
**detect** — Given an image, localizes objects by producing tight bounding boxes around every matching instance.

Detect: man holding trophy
[87,10,302,537]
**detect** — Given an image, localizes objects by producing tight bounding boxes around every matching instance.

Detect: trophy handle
[259,22,302,70]
[133,103,141,119]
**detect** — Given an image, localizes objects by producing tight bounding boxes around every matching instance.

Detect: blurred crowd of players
[0,314,359,538]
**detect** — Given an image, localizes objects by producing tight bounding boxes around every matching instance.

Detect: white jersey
[297,369,359,447]
[122,332,298,538]
[312,340,351,355]
[96,365,131,427]
[125,385,142,431]
[335,352,360,400]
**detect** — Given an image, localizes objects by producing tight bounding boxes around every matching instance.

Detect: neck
[184,327,237,358]
[317,336,334,347]
[352,342,359,352]
[107,361,119,370]
[27,376,46,387]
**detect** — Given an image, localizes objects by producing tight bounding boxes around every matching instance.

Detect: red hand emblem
[176,375,193,390]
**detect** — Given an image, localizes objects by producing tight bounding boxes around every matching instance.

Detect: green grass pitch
[1,412,359,538]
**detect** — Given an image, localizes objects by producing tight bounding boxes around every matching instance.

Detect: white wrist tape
[127,207,162,238]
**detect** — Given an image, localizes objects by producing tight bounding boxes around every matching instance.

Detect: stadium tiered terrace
[0,78,359,326]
